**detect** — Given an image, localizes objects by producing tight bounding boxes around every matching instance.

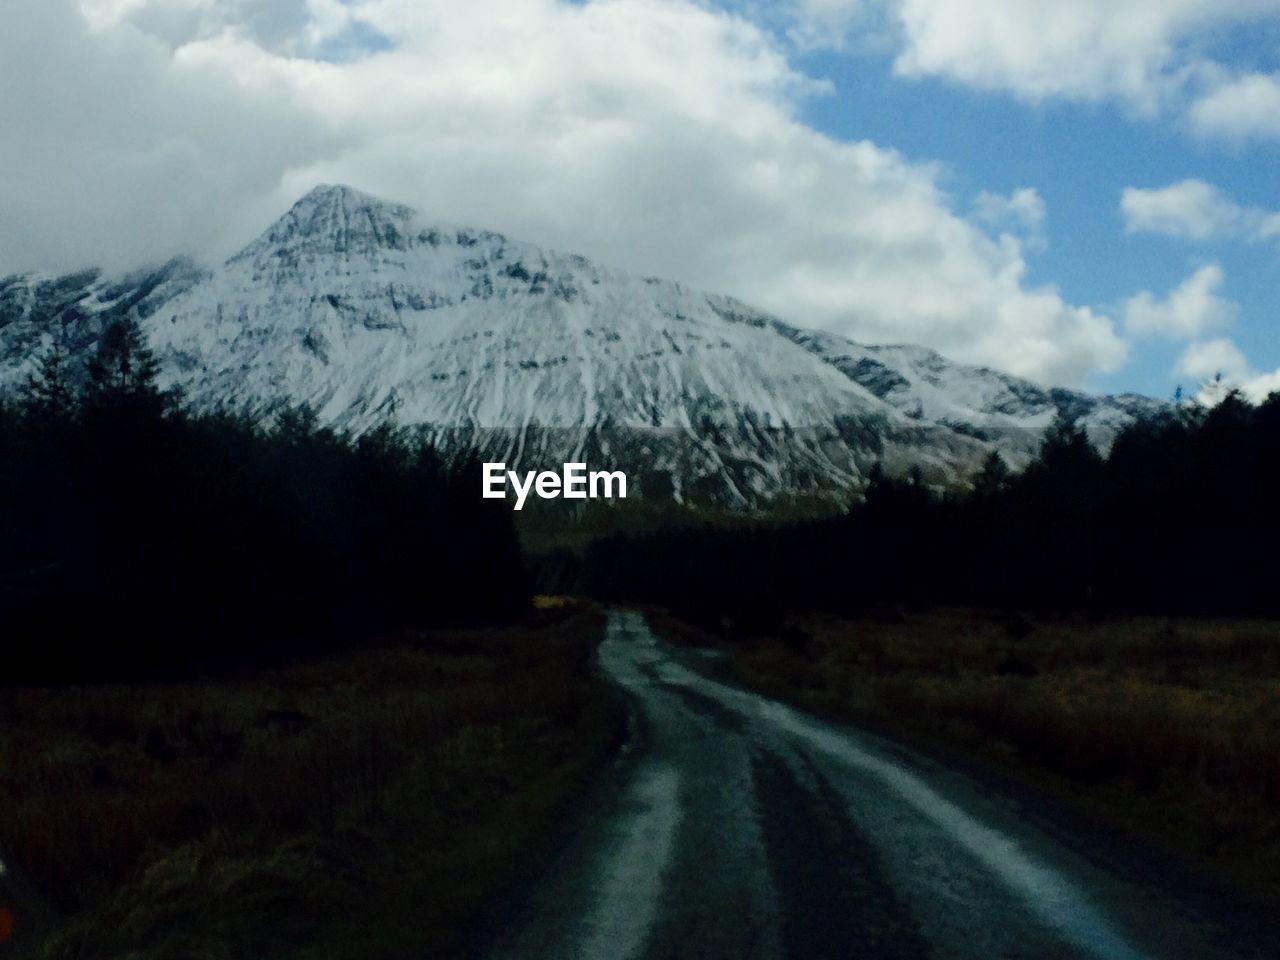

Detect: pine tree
[84,317,166,416]
[274,405,322,445]
[1035,411,1102,477]
[862,462,889,505]
[973,451,1010,498]
[20,338,78,423]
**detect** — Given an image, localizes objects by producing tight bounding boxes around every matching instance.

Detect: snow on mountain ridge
[778,327,1168,460]
[0,185,1168,505]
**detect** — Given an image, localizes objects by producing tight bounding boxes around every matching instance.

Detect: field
[0,604,623,959]
[666,609,1280,903]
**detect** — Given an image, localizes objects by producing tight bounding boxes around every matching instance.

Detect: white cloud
[0,0,1128,386]
[0,0,340,277]
[776,1,1280,144]
[1123,264,1238,338]
[1122,179,1280,241]
[1122,180,1244,240]
[787,0,866,48]
[1189,72,1280,141]
[77,0,371,56]
[785,0,1279,143]
[1179,339,1280,403]
[1239,368,1280,400]
[1178,337,1250,380]
[973,187,1046,246]
[889,0,1280,107]
[1132,267,1280,404]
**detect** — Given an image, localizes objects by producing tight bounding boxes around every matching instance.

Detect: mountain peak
[294,183,395,213]
[234,184,421,266]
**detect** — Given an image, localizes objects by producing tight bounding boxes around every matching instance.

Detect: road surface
[486,609,1276,960]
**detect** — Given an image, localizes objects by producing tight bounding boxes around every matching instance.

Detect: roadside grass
[0,604,623,959]
[680,609,1280,903]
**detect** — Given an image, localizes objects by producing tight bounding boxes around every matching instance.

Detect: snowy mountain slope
[0,258,207,376]
[0,185,1167,505]
[779,329,1168,461]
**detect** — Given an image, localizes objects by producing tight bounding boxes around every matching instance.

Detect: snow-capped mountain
[0,185,1166,505]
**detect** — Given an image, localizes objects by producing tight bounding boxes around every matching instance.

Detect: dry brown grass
[0,605,623,959]
[721,610,1280,902]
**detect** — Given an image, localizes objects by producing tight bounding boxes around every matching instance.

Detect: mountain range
[0,185,1167,506]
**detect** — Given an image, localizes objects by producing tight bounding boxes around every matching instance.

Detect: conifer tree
[973,451,1010,498]
[20,338,77,423]
[84,317,167,418]
[1035,411,1100,476]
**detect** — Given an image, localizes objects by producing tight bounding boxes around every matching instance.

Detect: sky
[3,0,1279,399]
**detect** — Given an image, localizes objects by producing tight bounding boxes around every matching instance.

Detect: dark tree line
[575,392,1280,626]
[1,319,529,682]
